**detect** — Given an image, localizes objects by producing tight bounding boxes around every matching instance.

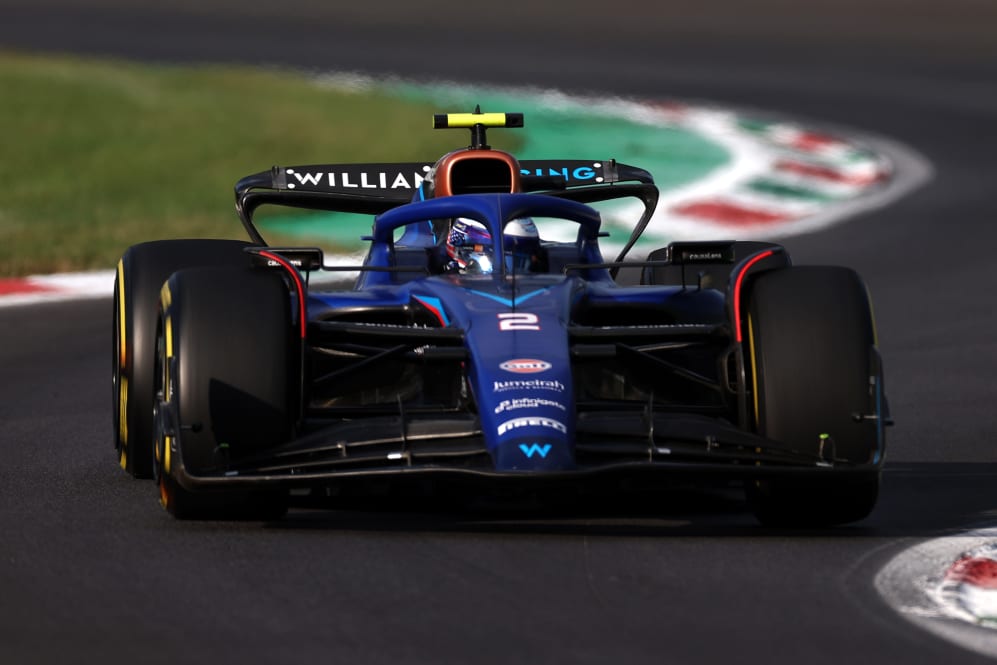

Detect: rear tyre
[154,266,295,520]
[113,239,254,478]
[743,266,884,527]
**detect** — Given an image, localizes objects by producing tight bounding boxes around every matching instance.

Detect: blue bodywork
[303,193,726,473]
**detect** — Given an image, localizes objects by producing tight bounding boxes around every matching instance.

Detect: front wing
[167,410,881,495]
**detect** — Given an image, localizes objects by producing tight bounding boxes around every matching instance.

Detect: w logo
[519,443,552,459]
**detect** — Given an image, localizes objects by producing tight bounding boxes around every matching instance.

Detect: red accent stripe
[413,297,446,327]
[672,201,791,226]
[0,279,58,295]
[733,250,774,343]
[946,556,997,589]
[775,160,882,186]
[259,251,307,339]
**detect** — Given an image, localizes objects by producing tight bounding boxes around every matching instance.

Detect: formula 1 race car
[112,110,890,525]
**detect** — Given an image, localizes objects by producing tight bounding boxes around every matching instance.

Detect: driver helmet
[446,218,540,274]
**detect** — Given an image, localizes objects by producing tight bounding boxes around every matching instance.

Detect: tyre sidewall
[114,239,254,477]
[747,265,878,463]
[744,265,883,526]
[164,266,295,476]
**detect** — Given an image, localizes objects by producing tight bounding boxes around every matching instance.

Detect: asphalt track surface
[3,1,997,663]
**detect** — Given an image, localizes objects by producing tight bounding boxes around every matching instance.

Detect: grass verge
[0,52,517,277]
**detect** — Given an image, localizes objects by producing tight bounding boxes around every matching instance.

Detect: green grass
[0,52,519,276]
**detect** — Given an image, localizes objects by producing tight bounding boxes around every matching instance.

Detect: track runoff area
[877,529,997,656]
[9,77,992,647]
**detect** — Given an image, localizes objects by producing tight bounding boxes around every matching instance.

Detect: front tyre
[743,266,885,527]
[154,266,295,520]
[113,239,254,478]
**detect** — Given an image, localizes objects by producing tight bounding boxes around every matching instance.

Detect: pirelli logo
[497,417,567,436]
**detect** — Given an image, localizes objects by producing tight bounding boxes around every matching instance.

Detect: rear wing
[235,159,652,199]
[234,160,657,258]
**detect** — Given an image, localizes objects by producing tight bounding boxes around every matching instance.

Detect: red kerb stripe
[946,556,997,589]
[673,201,791,226]
[775,160,882,186]
[791,132,840,152]
[0,279,58,295]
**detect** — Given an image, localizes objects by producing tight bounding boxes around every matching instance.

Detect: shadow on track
[259,462,997,540]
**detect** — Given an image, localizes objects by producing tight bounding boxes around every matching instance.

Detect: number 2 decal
[498,312,540,331]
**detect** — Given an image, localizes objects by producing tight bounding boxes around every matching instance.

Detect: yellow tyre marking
[164,314,173,400]
[118,375,129,453]
[164,435,172,475]
[159,437,174,510]
[158,282,175,496]
[746,312,761,429]
[116,260,126,369]
[116,259,129,469]
[164,315,173,359]
[159,281,172,310]
[161,281,174,401]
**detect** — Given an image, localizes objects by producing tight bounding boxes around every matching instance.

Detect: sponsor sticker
[497,417,567,436]
[519,443,552,459]
[499,359,551,374]
[285,167,428,191]
[497,312,540,331]
[494,398,567,414]
[493,379,565,393]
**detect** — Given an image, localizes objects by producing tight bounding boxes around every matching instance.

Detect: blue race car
[112,110,890,525]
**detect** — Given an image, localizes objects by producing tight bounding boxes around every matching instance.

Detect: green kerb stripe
[746,178,836,202]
